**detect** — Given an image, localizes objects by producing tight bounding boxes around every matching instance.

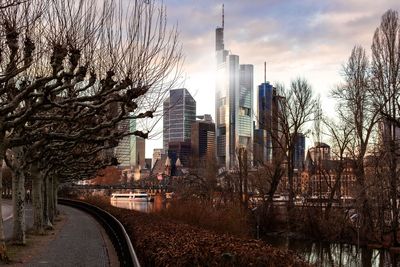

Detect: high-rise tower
[257,75,274,163]
[215,5,253,170]
[163,88,196,151]
[191,115,216,167]
[114,118,145,168]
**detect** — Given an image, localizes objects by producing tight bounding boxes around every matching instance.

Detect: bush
[295,207,353,242]
[83,196,309,267]
[158,199,251,238]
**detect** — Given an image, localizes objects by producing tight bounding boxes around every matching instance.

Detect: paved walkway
[2,200,13,221]
[2,199,34,240]
[27,205,114,266]
[0,201,116,266]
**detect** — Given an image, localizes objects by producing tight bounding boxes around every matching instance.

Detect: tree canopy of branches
[371,9,400,246]
[0,0,181,258]
[276,78,317,210]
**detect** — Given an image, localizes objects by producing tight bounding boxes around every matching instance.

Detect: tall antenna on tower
[222,4,224,29]
[264,61,266,83]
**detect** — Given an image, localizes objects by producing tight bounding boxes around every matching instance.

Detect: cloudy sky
[145,0,400,157]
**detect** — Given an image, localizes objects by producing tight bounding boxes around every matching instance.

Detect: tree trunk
[238,149,243,205]
[265,165,283,216]
[356,164,374,244]
[0,158,8,261]
[53,177,59,217]
[243,149,249,209]
[287,149,295,211]
[325,167,342,219]
[42,175,52,229]
[48,176,54,224]
[12,170,25,244]
[31,164,44,234]
[389,151,398,246]
[0,127,9,260]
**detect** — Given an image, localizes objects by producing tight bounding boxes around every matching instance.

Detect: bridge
[70,183,172,192]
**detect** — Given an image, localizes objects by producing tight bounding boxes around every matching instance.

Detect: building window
[239,107,251,116]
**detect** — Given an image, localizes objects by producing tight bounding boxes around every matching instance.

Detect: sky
[144,0,400,158]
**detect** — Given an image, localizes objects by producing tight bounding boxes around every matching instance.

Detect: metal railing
[58,198,140,267]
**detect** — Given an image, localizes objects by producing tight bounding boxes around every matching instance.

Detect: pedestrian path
[0,201,116,266]
[1,200,13,221]
[5,204,117,267]
[1,199,33,240]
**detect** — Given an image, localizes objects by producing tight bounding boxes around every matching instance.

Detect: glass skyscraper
[191,115,216,167]
[293,133,306,170]
[215,7,253,170]
[114,119,131,167]
[257,81,275,163]
[163,88,196,152]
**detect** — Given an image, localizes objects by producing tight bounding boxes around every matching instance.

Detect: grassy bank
[84,196,309,266]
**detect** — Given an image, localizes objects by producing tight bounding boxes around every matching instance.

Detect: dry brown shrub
[157,199,250,237]
[83,196,310,267]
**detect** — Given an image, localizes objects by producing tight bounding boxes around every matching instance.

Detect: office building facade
[114,118,145,168]
[167,141,191,169]
[163,88,196,152]
[114,119,131,167]
[191,115,216,167]
[293,133,306,170]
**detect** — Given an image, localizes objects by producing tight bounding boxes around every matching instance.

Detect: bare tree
[371,9,400,246]
[331,45,379,243]
[276,78,317,211]
[237,147,249,209]
[322,118,353,218]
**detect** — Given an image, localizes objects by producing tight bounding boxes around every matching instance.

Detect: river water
[110,194,167,213]
[110,196,397,266]
[265,236,397,267]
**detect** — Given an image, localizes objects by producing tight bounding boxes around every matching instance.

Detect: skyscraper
[191,115,216,167]
[114,119,131,167]
[114,118,145,168]
[163,88,196,151]
[293,133,306,170]
[129,118,145,168]
[215,6,253,170]
[256,61,285,165]
[257,80,275,163]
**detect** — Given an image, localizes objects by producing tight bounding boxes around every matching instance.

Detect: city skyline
[145,0,400,158]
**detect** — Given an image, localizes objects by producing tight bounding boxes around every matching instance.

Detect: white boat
[111,192,153,202]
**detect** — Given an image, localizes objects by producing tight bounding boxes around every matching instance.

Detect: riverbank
[84,196,309,266]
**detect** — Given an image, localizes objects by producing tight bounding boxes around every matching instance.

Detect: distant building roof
[314,142,330,148]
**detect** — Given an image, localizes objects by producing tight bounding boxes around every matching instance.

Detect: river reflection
[265,236,399,267]
[110,194,167,213]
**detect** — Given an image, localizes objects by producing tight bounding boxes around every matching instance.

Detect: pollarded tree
[0,0,182,252]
